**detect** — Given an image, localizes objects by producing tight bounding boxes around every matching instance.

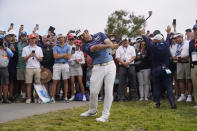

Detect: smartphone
[32,50,35,53]
[196,20,197,24]
[10,23,14,26]
[70,30,75,33]
[173,19,176,25]
[72,47,75,51]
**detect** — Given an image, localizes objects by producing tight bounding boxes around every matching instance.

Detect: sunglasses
[69,39,74,41]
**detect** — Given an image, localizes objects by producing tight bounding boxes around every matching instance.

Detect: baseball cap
[29,34,37,39]
[193,24,197,30]
[151,34,164,41]
[153,30,161,36]
[185,28,192,32]
[173,33,183,38]
[6,30,16,36]
[75,29,86,37]
[67,34,75,40]
[121,35,129,41]
[20,31,27,36]
[57,34,64,39]
[135,37,143,42]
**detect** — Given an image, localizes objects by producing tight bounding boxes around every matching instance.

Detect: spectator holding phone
[174,33,193,102]
[0,36,13,103]
[69,40,86,101]
[22,34,43,104]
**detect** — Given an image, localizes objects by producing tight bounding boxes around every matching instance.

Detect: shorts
[25,68,41,84]
[177,63,191,79]
[0,68,9,85]
[17,68,26,81]
[53,63,70,80]
[70,66,83,76]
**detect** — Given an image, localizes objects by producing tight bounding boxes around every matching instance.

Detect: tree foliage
[105,10,146,40]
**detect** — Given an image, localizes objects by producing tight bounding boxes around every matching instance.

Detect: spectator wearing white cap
[0,36,13,103]
[5,30,18,102]
[174,33,192,102]
[116,35,137,101]
[51,34,71,103]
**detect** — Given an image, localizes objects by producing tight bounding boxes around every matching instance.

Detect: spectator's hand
[141,28,145,35]
[166,25,171,34]
[40,65,44,70]
[113,43,119,49]
[173,56,178,61]
[76,59,82,64]
[9,44,16,52]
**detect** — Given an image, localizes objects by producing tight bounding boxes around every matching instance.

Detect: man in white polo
[174,33,192,102]
[22,34,43,104]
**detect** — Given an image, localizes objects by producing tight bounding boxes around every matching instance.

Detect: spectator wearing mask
[51,34,71,103]
[174,33,193,102]
[141,26,176,109]
[0,36,14,103]
[22,34,43,104]
[189,24,197,108]
[116,35,137,101]
[135,38,151,101]
[16,31,28,101]
[69,40,86,101]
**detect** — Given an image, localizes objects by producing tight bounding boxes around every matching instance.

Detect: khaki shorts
[53,63,70,80]
[177,63,191,79]
[25,68,41,84]
[17,68,26,81]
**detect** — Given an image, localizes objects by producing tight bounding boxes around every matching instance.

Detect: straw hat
[40,68,52,84]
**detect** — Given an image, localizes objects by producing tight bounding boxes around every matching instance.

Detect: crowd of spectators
[0,22,197,108]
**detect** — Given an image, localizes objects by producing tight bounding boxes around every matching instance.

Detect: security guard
[141,26,176,109]
[189,24,197,108]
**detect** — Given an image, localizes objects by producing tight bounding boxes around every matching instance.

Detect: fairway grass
[0,100,197,131]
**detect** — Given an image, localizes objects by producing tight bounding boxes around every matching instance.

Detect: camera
[10,23,14,26]
[32,50,35,53]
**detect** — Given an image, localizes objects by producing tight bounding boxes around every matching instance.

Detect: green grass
[0,100,197,131]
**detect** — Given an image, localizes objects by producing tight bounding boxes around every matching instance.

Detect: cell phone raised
[32,50,35,53]
[173,19,176,25]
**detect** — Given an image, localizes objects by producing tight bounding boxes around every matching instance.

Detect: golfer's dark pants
[152,67,175,106]
[118,65,138,100]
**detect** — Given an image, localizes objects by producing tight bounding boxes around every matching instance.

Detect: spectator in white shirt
[116,35,137,101]
[69,40,86,101]
[173,33,192,102]
[22,34,43,104]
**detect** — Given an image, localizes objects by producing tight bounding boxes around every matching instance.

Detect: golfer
[78,30,118,122]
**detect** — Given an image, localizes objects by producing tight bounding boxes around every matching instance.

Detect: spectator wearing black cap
[116,35,137,101]
[189,24,197,108]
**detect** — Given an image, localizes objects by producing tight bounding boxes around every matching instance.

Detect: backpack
[0,49,9,68]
